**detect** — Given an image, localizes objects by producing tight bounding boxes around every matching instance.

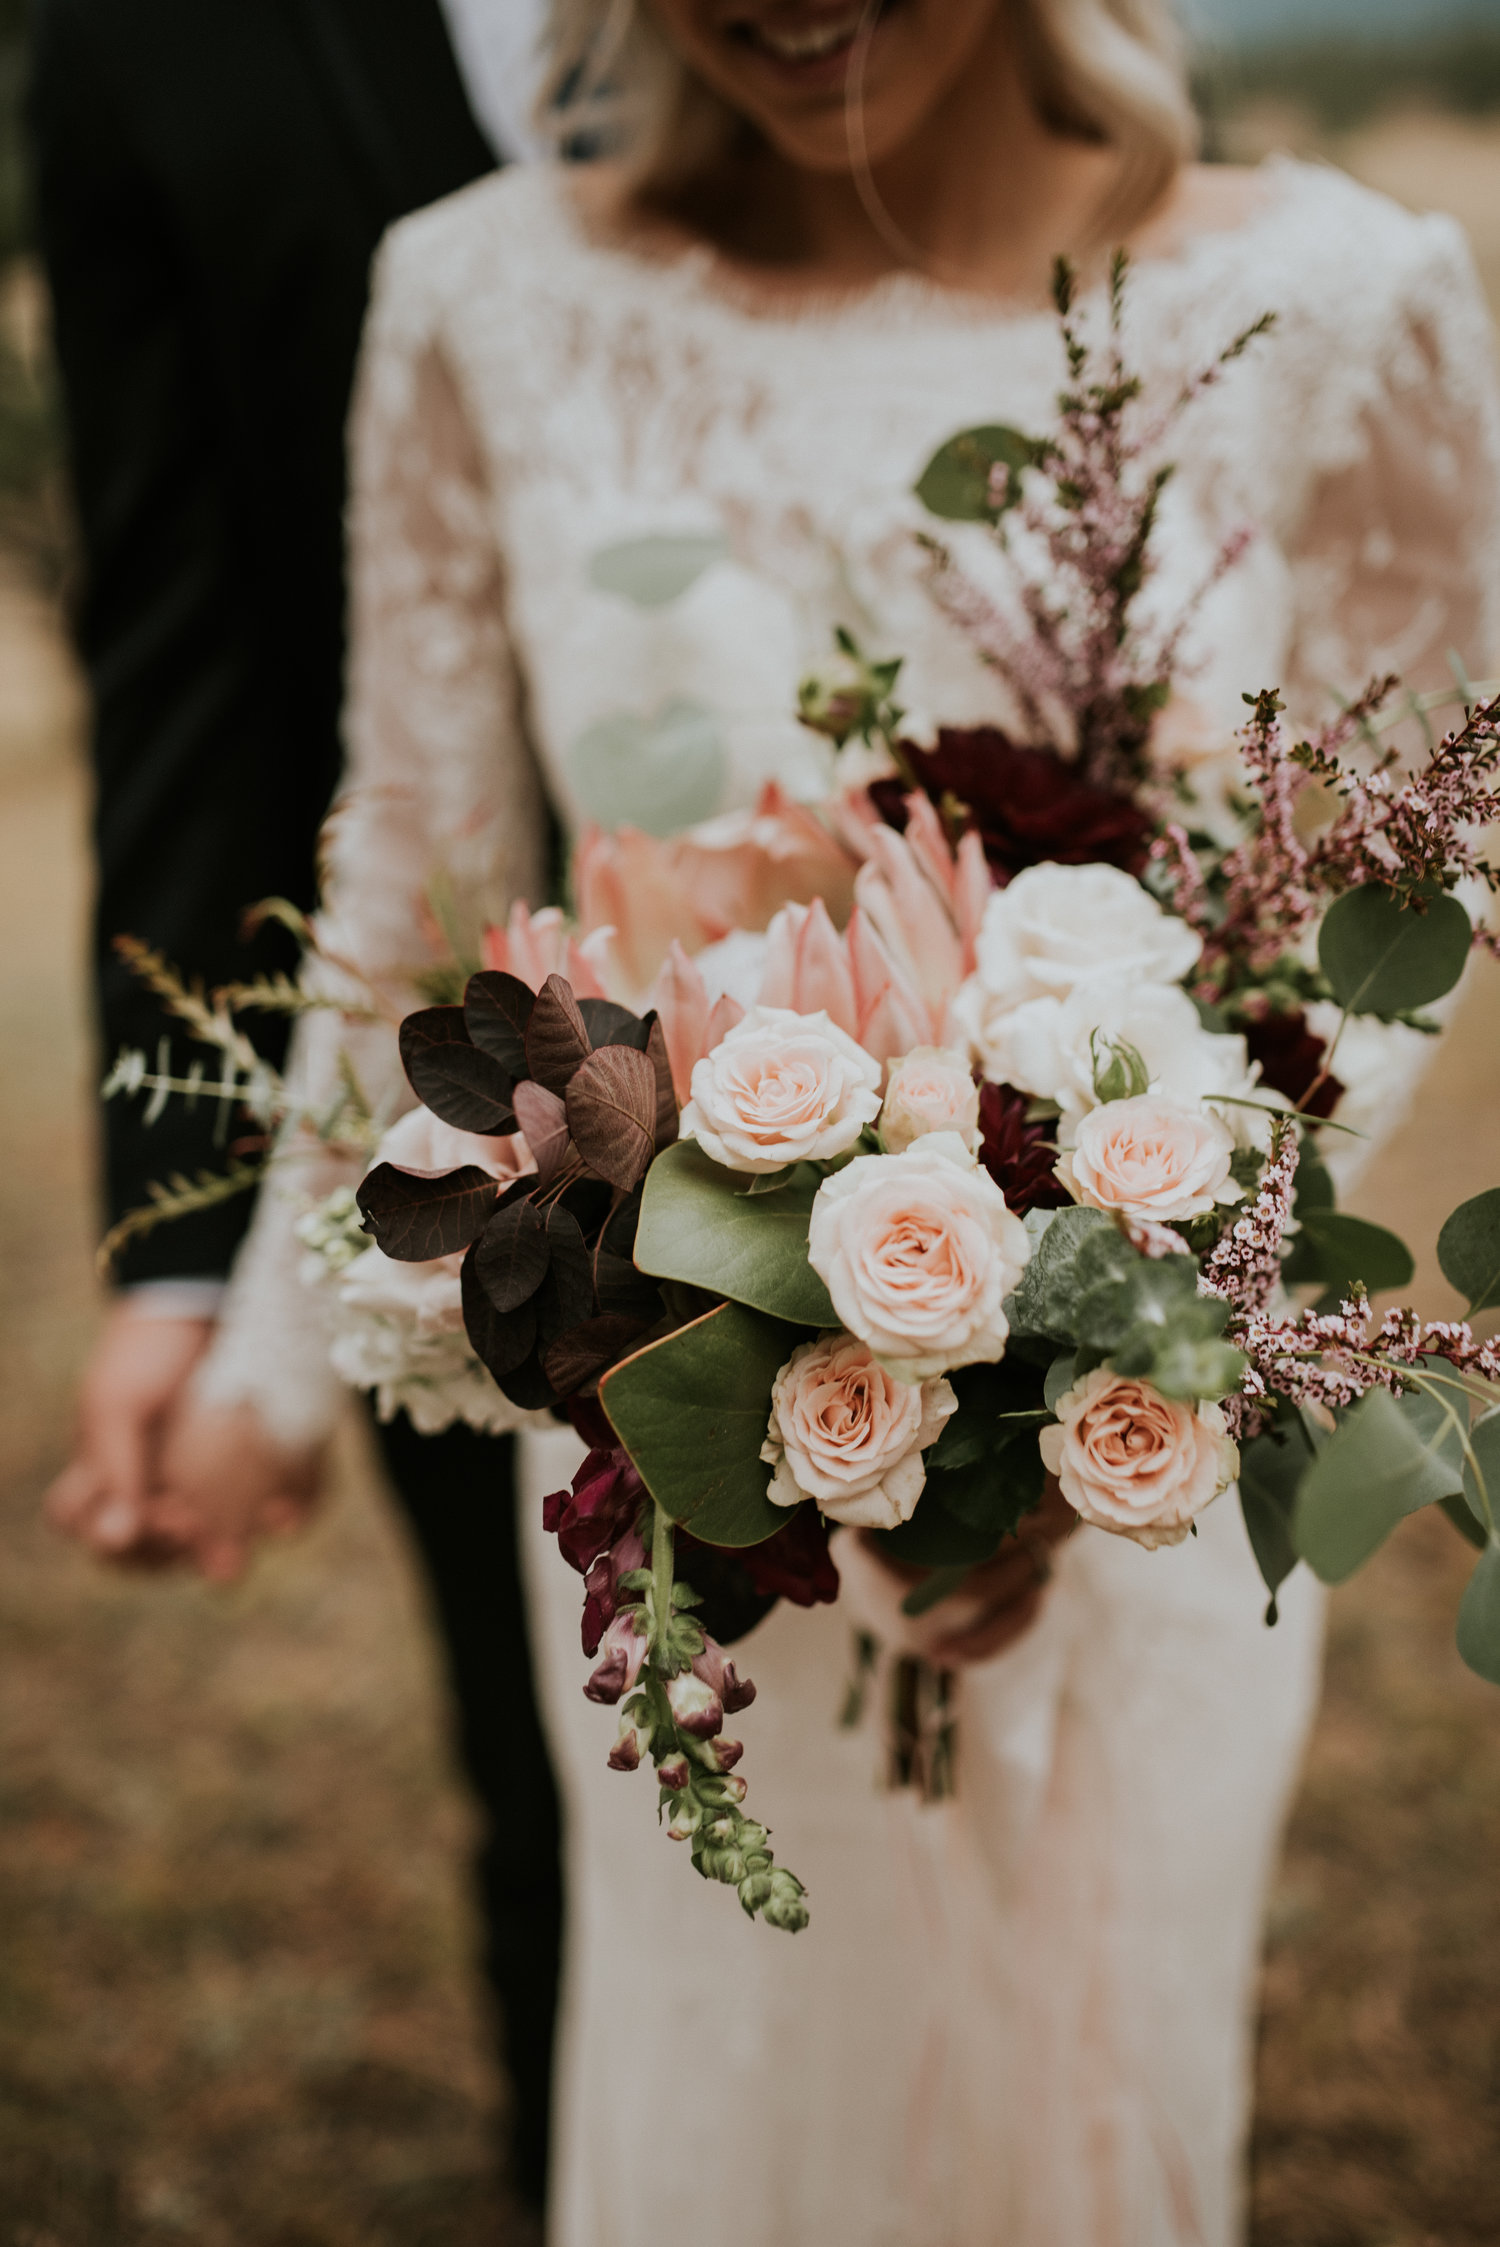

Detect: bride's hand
[857,1478,1078,1667]
[154,1400,325,1582]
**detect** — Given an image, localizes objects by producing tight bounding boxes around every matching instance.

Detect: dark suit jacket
[30,0,497,1279]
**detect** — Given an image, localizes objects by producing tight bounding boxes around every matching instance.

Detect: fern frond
[96,1159,267,1277]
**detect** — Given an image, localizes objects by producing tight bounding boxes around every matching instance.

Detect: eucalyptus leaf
[1461,1407,1500,1535]
[1238,1423,1312,1611]
[1293,1385,1464,1584]
[1437,1185,1500,1315]
[1294,1209,1414,1310]
[599,1301,797,1547]
[635,1139,837,1327]
[1455,1539,1500,1686]
[1318,884,1471,1016]
[1004,1204,1115,1342]
[915,423,1038,522]
[1442,1494,1489,1553]
[587,532,730,609]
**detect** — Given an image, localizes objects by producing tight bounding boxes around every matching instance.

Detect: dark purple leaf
[464,971,534,1076]
[356,1162,499,1263]
[399,1007,517,1135]
[525,974,592,1095]
[461,1245,538,1378]
[536,1203,595,1342]
[594,1246,662,1322]
[543,1315,654,1397]
[600,1187,643,1262]
[512,1079,572,1189]
[474,1193,550,1313]
[497,1341,559,1412]
[644,1014,680,1150]
[566,1044,657,1192]
[577,996,650,1051]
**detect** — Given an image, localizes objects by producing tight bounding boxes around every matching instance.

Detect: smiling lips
[730,2,879,68]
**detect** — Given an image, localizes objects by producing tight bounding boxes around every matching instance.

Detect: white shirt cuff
[119,1278,228,1320]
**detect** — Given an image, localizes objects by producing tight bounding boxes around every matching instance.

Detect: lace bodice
[198,156,1500,1441]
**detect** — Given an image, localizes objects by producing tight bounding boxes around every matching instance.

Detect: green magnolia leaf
[1437,1186,1500,1315]
[635,1139,837,1328]
[1318,884,1471,1016]
[1294,1385,1464,1584]
[1455,1539,1500,1686]
[1239,1424,1312,1612]
[915,424,1038,522]
[1004,1205,1115,1342]
[599,1301,797,1547]
[1461,1407,1500,1534]
[1294,1209,1415,1310]
[587,532,730,609]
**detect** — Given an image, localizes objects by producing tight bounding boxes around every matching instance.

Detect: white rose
[973,862,1203,1009]
[1046,979,1256,1143]
[680,1005,882,1173]
[761,1333,957,1530]
[807,1132,1031,1380]
[880,1047,982,1155]
[1040,1368,1238,1548]
[946,983,1068,1099]
[1058,1093,1240,1222]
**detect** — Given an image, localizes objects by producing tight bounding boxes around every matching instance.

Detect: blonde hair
[541,0,1198,243]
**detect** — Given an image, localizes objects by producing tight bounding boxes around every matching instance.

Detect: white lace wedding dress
[198,159,1500,2247]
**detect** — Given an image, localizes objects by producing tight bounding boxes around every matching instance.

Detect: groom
[30,0,560,2220]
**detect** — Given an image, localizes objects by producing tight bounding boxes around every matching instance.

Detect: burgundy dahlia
[870,726,1152,885]
[1241,1008,1344,1120]
[977,1082,1072,1215]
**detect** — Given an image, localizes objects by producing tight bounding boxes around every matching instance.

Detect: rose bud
[583,1611,648,1706]
[607,1710,652,1773]
[665,1669,723,1739]
[656,1751,691,1791]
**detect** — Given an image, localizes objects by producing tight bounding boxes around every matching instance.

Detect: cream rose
[1039,1368,1238,1548]
[972,861,1203,1010]
[377,1103,534,1182]
[679,1005,882,1174]
[1059,1094,1239,1222]
[807,1133,1031,1380]
[761,1333,957,1531]
[880,1047,981,1156]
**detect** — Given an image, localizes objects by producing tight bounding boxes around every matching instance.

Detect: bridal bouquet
[109,260,1500,1931]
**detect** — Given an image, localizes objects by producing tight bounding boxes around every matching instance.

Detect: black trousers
[371,1412,563,2212]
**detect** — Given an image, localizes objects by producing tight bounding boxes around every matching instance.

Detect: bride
[164,1,1500,2240]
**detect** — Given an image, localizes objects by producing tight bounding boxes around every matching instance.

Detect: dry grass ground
[1,110,1499,2247]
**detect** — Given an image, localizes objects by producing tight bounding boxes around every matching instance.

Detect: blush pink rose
[1059,1094,1238,1222]
[807,1133,1031,1380]
[376,1104,534,1185]
[1039,1368,1238,1549]
[679,1005,882,1174]
[879,1047,982,1156]
[761,1332,957,1531]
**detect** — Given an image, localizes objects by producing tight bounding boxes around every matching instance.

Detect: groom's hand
[155,1401,325,1583]
[862,1477,1078,1667]
[46,1302,216,1564]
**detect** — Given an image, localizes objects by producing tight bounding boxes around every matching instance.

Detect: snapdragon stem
[650,1500,676,1666]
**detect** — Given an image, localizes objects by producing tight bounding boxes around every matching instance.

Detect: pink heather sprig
[922,255,1270,789]
[1302,689,1500,912]
[1234,1298,1500,1429]
[1201,1118,1300,1318]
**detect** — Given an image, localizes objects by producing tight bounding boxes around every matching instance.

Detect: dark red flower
[735,1505,840,1609]
[1241,1008,1344,1120]
[870,727,1151,885]
[976,1082,1071,1214]
[542,1444,645,1578]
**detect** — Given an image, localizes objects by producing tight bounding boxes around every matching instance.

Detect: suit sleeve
[30,0,306,1283]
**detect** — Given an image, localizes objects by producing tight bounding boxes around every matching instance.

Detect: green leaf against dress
[1239,1419,1313,1614]
[1293,1385,1465,1584]
[1284,1208,1415,1310]
[914,424,1039,523]
[1437,1186,1500,1315]
[1317,884,1471,1016]
[599,1301,797,1548]
[1456,1541,1500,1685]
[634,1140,838,1328]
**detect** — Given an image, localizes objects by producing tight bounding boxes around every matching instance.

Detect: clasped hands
[46,1300,324,1581]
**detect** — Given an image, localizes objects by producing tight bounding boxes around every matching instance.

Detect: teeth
[756,10,865,60]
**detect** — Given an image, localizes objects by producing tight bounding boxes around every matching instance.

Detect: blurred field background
[2,9,1500,2245]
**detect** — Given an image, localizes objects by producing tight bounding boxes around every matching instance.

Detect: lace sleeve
[1283,216,1500,708]
[194,227,549,1445]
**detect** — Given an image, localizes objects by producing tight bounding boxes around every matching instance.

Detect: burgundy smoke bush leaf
[566,1044,657,1191]
[460,1244,538,1378]
[644,1014,680,1149]
[512,1078,571,1188]
[577,996,650,1050]
[474,1193,550,1313]
[464,969,534,1075]
[976,1082,1072,1214]
[525,973,592,1094]
[593,1245,662,1322]
[399,1006,518,1135]
[872,727,1151,884]
[356,1162,499,1263]
[543,1314,655,1397]
[536,1203,594,1341]
[1242,1008,1344,1118]
[497,1344,559,1413]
